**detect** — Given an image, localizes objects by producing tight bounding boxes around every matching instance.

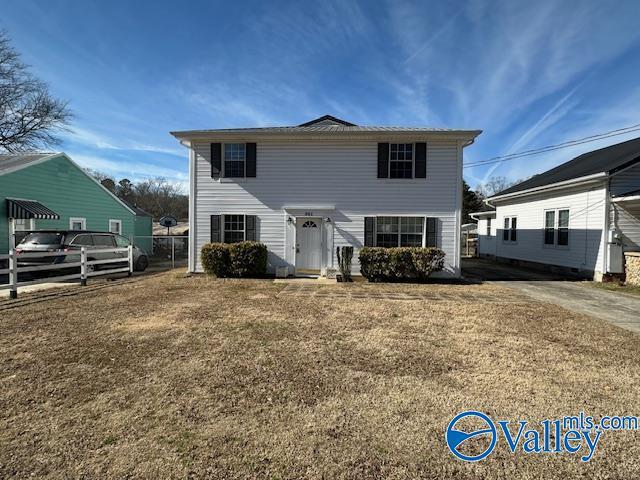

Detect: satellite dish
[159,215,178,228]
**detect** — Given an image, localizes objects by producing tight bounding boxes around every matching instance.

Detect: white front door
[296,218,322,272]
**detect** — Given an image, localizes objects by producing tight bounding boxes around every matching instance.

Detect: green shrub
[358,246,446,282]
[228,241,268,277]
[200,243,230,277]
[411,247,446,280]
[200,241,268,278]
[358,247,391,282]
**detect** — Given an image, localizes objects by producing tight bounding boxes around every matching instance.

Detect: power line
[464,123,640,169]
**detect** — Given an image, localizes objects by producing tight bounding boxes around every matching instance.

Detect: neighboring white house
[171,115,481,277]
[471,137,640,280]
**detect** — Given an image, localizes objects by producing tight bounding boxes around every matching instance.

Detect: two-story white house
[171,115,481,278]
[472,137,640,280]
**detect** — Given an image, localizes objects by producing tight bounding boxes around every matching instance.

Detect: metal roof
[0,153,55,175]
[171,115,481,139]
[492,137,640,198]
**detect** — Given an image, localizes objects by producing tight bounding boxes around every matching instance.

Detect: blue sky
[3,0,640,190]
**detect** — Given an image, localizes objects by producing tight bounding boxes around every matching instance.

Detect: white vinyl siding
[192,140,461,276]
[492,184,606,274]
[477,215,496,257]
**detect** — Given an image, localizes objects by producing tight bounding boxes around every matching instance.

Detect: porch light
[324,217,332,223]
[287,216,294,224]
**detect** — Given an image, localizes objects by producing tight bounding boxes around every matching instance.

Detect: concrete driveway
[462,258,640,334]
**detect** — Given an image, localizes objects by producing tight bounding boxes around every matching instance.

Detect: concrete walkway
[462,258,640,334]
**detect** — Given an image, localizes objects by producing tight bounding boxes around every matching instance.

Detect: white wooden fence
[0,246,133,299]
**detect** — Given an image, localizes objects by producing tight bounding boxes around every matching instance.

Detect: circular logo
[446,411,497,462]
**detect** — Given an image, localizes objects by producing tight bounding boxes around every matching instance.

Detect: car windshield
[18,232,64,246]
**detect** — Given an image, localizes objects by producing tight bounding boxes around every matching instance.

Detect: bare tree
[86,170,189,220]
[476,176,523,197]
[0,31,72,152]
[134,177,188,219]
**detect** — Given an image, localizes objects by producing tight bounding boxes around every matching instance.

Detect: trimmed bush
[359,246,446,282]
[200,241,267,278]
[228,241,268,277]
[200,243,230,277]
[411,247,446,280]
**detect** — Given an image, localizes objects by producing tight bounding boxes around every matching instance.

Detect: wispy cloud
[66,127,184,157]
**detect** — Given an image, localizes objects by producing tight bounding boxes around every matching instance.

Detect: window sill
[216,177,255,183]
[378,178,427,183]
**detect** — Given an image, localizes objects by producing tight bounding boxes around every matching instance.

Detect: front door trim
[295,216,323,275]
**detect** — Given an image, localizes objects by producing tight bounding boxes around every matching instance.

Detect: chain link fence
[133,236,188,271]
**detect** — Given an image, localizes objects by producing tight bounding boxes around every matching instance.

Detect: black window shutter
[210,215,221,243]
[246,143,256,177]
[245,215,257,241]
[426,217,437,247]
[211,143,222,179]
[377,143,389,178]
[415,142,427,178]
[364,217,375,246]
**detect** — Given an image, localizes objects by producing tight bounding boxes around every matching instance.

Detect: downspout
[602,177,610,275]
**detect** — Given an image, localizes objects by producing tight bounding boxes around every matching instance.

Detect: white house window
[544,209,569,246]
[70,217,86,230]
[109,219,122,235]
[486,217,492,236]
[375,216,424,247]
[224,214,245,243]
[503,216,517,242]
[389,143,413,178]
[224,143,246,178]
[558,210,569,246]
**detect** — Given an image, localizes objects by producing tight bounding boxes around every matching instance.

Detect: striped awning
[6,198,60,220]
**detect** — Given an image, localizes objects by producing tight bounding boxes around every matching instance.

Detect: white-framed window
[389,143,414,178]
[375,216,424,247]
[486,217,492,236]
[9,218,35,247]
[69,217,86,230]
[544,209,569,246]
[503,216,517,242]
[223,214,245,243]
[12,218,35,232]
[109,219,122,235]
[224,143,246,178]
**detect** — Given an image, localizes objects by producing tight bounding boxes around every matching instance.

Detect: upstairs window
[224,143,246,178]
[224,214,245,243]
[503,216,517,242]
[389,143,413,178]
[544,209,569,246]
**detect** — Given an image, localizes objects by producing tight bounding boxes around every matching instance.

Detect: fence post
[128,245,134,276]
[80,247,87,286]
[171,237,175,269]
[8,249,17,299]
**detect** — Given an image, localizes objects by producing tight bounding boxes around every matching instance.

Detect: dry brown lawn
[1,271,639,479]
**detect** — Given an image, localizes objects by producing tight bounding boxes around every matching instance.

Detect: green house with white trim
[0,152,152,252]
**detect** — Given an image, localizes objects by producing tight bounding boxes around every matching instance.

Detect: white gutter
[611,195,640,203]
[170,130,482,144]
[488,172,607,203]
